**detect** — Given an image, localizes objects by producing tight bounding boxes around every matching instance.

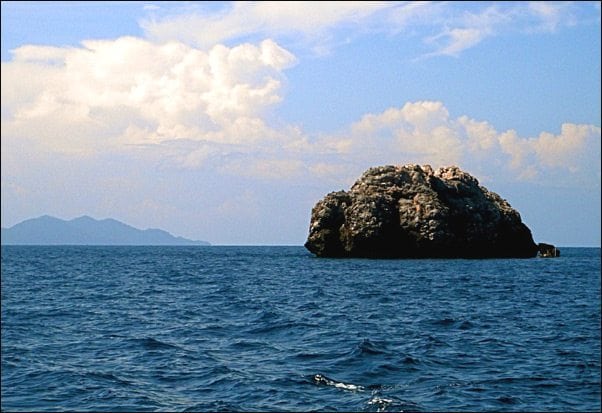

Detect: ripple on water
[1,246,600,412]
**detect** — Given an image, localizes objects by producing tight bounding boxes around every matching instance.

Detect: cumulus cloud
[2,37,599,238]
[339,101,601,186]
[1,36,297,156]
[346,101,462,166]
[2,39,599,187]
[1,24,599,189]
[498,123,601,178]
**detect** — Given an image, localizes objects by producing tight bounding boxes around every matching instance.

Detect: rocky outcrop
[538,242,560,258]
[305,164,539,258]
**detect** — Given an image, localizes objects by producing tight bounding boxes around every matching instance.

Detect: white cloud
[418,4,514,58]
[338,101,601,186]
[3,38,599,187]
[138,2,599,59]
[496,123,602,179]
[2,22,599,235]
[458,116,498,153]
[2,37,297,158]
[528,123,600,172]
[387,1,444,29]
[419,2,596,58]
[141,1,396,50]
[347,101,463,165]
[528,1,565,32]
[143,4,160,12]
[424,27,489,57]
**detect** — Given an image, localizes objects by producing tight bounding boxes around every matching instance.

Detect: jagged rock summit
[305,164,539,258]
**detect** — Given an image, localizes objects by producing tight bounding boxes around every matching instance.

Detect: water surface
[2,246,600,411]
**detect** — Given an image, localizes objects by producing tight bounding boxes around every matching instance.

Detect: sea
[1,246,600,412]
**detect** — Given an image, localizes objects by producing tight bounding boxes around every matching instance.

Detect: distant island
[1,215,210,246]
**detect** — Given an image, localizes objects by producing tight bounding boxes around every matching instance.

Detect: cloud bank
[2,36,600,190]
[2,37,295,152]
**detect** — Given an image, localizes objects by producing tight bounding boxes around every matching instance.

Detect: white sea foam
[368,396,394,412]
[313,374,364,391]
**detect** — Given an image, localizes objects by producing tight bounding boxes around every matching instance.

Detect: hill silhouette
[1,215,210,246]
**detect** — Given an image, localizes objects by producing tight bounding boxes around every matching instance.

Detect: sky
[1,1,601,246]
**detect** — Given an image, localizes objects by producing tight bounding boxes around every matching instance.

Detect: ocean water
[1,246,600,412]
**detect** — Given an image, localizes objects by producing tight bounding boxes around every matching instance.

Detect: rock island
[305,164,544,258]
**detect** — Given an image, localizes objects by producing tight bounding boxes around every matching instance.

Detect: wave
[356,338,389,356]
[129,337,183,351]
[2,245,600,412]
[312,374,364,391]
[367,395,422,412]
[182,401,242,412]
[431,317,456,326]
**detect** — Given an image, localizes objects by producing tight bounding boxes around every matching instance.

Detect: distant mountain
[1,215,210,246]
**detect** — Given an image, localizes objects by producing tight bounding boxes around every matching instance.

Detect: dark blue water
[1,246,600,412]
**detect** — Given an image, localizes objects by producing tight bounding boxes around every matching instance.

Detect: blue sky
[1,1,601,246]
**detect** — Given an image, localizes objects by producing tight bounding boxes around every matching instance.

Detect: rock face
[538,242,560,258]
[305,164,539,258]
